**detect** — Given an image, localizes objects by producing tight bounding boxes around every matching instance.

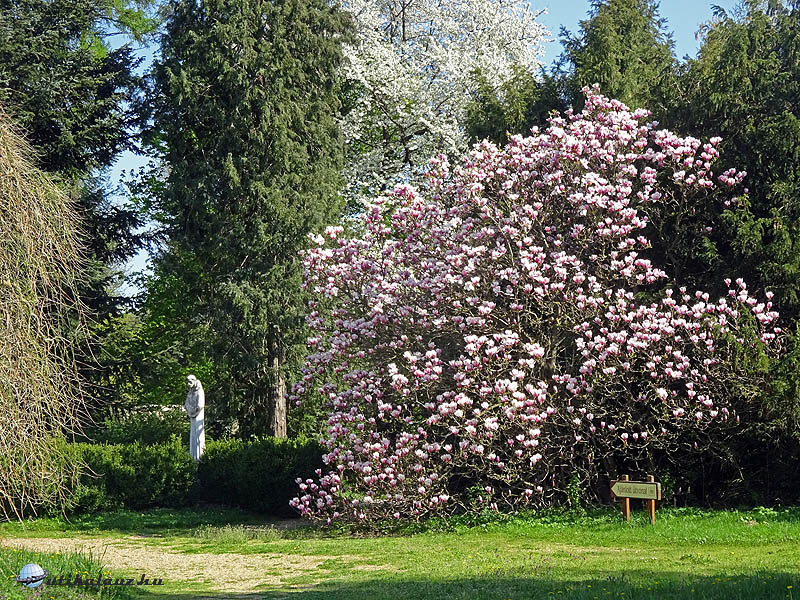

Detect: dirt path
[1,535,344,596]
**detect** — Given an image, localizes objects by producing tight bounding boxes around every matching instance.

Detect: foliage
[0,0,145,176]
[147,0,352,437]
[83,406,190,445]
[340,0,548,202]
[78,259,223,419]
[290,89,781,525]
[672,3,800,320]
[641,1,800,501]
[73,184,148,420]
[0,113,86,520]
[65,438,196,513]
[558,0,677,117]
[198,437,324,517]
[0,0,151,424]
[465,67,566,147]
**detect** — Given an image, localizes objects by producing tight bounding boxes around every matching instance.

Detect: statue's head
[186,374,198,389]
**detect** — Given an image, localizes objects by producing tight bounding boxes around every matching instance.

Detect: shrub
[66,438,196,513]
[198,437,324,517]
[84,406,190,445]
[290,88,782,525]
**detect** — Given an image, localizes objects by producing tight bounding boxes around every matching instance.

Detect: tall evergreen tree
[0,0,150,176]
[674,0,800,317]
[559,0,677,115]
[631,0,800,504]
[0,0,152,417]
[150,0,351,436]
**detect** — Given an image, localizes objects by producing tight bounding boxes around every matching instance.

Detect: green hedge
[66,437,197,513]
[61,436,324,517]
[83,408,190,445]
[198,437,325,517]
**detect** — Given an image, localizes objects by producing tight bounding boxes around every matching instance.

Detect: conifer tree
[0,0,152,415]
[590,0,800,504]
[150,0,350,436]
[675,1,800,317]
[560,0,677,116]
[658,2,800,501]
[0,0,148,176]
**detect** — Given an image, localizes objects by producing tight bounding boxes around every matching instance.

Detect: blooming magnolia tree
[290,89,782,524]
[341,0,548,201]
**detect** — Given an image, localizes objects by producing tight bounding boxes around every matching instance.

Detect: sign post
[647,474,656,525]
[620,474,630,521]
[610,474,661,524]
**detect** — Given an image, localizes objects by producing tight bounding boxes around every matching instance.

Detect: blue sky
[113,0,741,290]
[536,0,740,64]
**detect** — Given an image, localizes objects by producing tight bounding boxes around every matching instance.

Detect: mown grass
[2,506,800,599]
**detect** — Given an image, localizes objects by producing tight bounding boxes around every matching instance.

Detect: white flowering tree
[341,0,549,202]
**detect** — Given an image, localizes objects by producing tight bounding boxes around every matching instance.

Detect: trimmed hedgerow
[198,438,324,517]
[66,438,196,513]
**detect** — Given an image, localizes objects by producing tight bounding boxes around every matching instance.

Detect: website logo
[15,563,48,589]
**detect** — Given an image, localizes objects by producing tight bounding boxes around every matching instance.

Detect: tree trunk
[268,340,287,438]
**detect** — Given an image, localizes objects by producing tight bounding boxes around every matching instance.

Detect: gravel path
[1,535,341,595]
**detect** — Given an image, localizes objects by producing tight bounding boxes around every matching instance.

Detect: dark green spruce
[659,0,800,503]
[674,0,800,319]
[149,0,351,436]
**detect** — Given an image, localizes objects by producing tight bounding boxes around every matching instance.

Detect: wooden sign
[610,479,662,500]
[610,474,660,524]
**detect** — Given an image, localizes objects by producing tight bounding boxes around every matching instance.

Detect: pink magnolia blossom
[290,88,781,524]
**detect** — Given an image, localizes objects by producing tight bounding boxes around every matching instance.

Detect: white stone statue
[184,374,205,461]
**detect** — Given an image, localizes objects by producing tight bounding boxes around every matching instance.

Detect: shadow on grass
[59,507,292,534]
[9,505,800,539]
[129,570,799,600]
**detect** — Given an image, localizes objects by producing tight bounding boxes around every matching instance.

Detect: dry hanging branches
[0,108,87,520]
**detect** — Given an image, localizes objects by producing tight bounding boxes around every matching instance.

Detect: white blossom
[341,0,549,202]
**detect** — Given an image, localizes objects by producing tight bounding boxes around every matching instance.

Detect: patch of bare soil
[0,536,339,594]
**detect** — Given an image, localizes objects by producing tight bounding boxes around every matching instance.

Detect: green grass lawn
[1,506,798,599]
